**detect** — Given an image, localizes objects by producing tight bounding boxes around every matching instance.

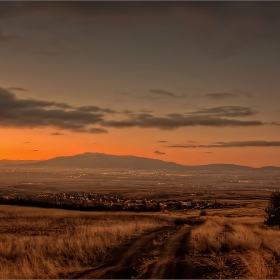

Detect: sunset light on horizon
[1,2,280,167]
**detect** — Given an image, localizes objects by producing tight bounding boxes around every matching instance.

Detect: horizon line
[1,152,280,169]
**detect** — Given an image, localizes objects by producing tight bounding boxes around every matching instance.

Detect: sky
[1,1,280,167]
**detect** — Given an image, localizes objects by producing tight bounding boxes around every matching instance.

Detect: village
[0,191,243,212]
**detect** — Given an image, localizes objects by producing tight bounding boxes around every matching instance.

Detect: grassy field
[1,204,280,279]
[189,216,280,278]
[0,205,170,279]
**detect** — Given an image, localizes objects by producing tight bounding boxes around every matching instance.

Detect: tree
[264,191,280,229]
[200,209,207,216]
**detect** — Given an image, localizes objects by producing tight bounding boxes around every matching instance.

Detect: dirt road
[74,218,201,279]
[74,218,246,279]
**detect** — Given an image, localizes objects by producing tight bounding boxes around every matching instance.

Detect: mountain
[1,153,279,172]
[22,153,186,170]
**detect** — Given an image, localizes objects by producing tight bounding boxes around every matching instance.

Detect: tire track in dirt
[75,218,205,279]
[139,225,198,279]
[75,224,179,279]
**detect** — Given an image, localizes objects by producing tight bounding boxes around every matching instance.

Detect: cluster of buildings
[0,191,240,211]
[36,192,205,210]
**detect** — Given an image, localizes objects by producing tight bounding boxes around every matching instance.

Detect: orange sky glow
[1,2,280,167]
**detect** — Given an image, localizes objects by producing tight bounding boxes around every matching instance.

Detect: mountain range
[1,152,279,172]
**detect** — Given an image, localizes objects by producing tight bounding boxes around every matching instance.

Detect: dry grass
[190,217,263,252]
[240,251,273,279]
[216,256,227,270]
[0,205,170,279]
[189,216,280,278]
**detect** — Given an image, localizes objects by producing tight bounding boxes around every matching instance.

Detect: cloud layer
[102,113,262,130]
[154,150,166,155]
[189,106,255,118]
[0,87,107,133]
[1,2,279,59]
[168,141,280,148]
[0,87,266,133]
[149,89,186,98]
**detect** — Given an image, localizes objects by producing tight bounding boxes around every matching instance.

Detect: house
[165,201,180,210]
[180,199,193,209]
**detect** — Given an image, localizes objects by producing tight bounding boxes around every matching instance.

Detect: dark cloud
[0,88,72,110]
[0,87,266,133]
[29,150,39,152]
[87,128,108,134]
[1,2,279,58]
[157,140,168,143]
[77,106,115,114]
[205,93,236,99]
[205,152,212,154]
[1,2,279,25]
[168,141,280,148]
[0,2,213,21]
[0,87,104,133]
[149,89,180,98]
[51,132,64,136]
[154,150,166,155]
[189,106,255,118]
[23,142,30,144]
[148,89,187,99]
[102,113,263,130]
[122,110,133,114]
[8,87,28,91]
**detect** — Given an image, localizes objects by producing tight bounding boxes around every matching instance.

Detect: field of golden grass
[1,204,280,279]
[189,216,280,278]
[0,205,170,279]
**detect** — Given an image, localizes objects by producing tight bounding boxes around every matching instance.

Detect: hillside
[22,153,186,170]
[1,153,279,172]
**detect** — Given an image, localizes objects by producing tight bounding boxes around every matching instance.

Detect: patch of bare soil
[74,218,247,279]
[139,224,197,279]
[74,224,177,279]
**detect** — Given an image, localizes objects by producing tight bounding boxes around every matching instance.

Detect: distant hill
[22,153,186,170]
[1,153,280,172]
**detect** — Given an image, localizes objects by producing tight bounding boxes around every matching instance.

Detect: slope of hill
[183,164,255,172]
[1,153,279,172]
[23,153,186,170]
